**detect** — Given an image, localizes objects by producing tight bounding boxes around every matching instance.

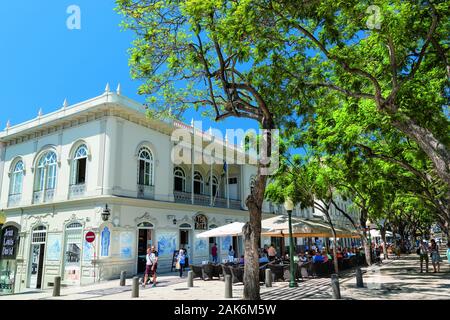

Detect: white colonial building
[0,86,359,294]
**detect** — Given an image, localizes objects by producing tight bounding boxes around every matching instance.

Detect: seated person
[322,251,329,263]
[336,250,344,259]
[239,255,245,264]
[259,254,269,263]
[298,252,308,265]
[313,251,324,263]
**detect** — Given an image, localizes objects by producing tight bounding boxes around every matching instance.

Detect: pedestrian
[430,239,441,273]
[446,241,450,264]
[228,246,235,263]
[142,247,152,287]
[268,244,277,261]
[176,248,186,277]
[149,245,159,287]
[211,243,218,264]
[419,240,429,273]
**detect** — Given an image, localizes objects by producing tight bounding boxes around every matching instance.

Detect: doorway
[28,226,47,289]
[137,223,153,274]
[179,224,192,264]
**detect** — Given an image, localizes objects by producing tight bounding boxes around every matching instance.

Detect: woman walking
[176,248,186,277]
[430,239,441,273]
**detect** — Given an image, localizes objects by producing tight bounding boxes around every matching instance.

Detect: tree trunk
[243,172,267,300]
[392,117,450,187]
[362,233,372,266]
[242,205,261,300]
[332,232,339,274]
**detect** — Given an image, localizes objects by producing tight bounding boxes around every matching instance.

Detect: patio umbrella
[196,222,246,238]
[261,215,359,238]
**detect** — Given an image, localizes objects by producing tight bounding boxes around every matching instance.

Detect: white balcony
[69,184,86,199]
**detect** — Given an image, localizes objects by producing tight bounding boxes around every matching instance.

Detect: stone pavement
[1,253,448,300]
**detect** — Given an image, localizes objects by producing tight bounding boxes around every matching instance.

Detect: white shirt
[146,254,152,265]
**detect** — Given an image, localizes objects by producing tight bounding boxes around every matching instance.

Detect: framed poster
[101,227,110,257]
[194,238,208,255]
[46,234,62,261]
[221,235,232,251]
[83,240,94,262]
[120,231,133,259]
[157,232,177,256]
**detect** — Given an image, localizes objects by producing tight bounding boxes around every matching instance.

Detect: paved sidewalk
[1,254,448,300]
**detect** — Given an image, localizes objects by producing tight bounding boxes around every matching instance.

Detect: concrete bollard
[52,276,61,297]
[356,267,364,288]
[120,271,126,286]
[225,274,232,299]
[132,276,139,298]
[187,271,194,288]
[331,274,341,299]
[265,268,272,287]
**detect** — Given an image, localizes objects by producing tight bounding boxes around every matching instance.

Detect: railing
[173,191,241,210]
[69,184,86,199]
[137,185,155,200]
[33,189,55,204]
[8,194,21,207]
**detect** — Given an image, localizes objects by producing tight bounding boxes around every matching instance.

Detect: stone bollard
[331,274,341,299]
[120,271,126,287]
[52,276,61,297]
[225,274,232,299]
[132,276,139,298]
[265,268,272,287]
[187,271,194,288]
[356,267,364,288]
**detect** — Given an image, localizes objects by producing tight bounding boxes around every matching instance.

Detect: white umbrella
[196,222,246,238]
[370,230,394,238]
[261,215,359,238]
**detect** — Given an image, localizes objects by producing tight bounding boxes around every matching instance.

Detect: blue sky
[0,0,259,141]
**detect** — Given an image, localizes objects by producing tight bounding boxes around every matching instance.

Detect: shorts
[145,264,158,275]
[420,254,429,262]
[431,253,440,264]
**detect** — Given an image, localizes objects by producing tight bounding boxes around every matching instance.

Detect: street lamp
[366,219,373,262]
[101,204,111,222]
[284,197,297,288]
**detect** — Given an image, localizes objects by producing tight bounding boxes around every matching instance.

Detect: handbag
[416,248,420,255]
[176,261,181,270]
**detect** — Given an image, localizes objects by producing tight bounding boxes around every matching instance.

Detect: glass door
[29,226,47,289]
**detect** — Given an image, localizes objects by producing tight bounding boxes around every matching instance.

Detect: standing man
[268,244,277,261]
[419,240,429,273]
[149,245,159,287]
[211,243,218,264]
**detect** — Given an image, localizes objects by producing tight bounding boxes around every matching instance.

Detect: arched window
[207,176,219,197]
[35,151,57,191]
[138,147,154,186]
[193,171,204,195]
[71,145,88,185]
[10,160,24,196]
[173,167,186,192]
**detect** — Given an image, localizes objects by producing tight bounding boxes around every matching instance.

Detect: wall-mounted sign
[0,227,19,260]
[194,214,208,230]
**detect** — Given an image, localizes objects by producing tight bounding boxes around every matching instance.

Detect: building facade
[0,88,359,294]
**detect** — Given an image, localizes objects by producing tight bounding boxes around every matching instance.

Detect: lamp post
[366,219,373,262]
[284,198,297,288]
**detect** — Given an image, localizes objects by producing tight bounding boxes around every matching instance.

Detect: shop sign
[0,227,19,260]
